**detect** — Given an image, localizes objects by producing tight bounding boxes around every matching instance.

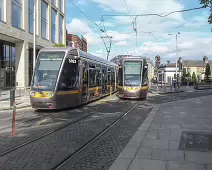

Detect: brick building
[66,31,88,52]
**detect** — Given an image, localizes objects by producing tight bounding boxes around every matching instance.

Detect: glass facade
[59,15,63,43]
[51,8,56,43]
[41,0,48,39]
[28,0,34,33]
[0,40,16,89]
[12,0,22,29]
[52,0,56,6]
[59,0,63,12]
[0,0,4,21]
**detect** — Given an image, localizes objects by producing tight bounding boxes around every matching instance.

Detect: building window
[0,0,4,21]
[12,0,22,29]
[51,8,56,43]
[59,15,63,43]
[28,0,34,33]
[41,0,48,39]
[52,0,56,6]
[59,0,63,12]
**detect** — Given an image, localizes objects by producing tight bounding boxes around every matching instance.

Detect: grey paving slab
[167,161,205,170]
[135,147,153,159]
[130,131,146,143]
[206,164,212,170]
[151,148,184,161]
[169,141,180,150]
[109,157,131,170]
[145,132,158,140]
[182,124,204,130]
[128,158,166,170]
[125,141,141,149]
[119,146,138,159]
[185,151,212,164]
[141,139,169,149]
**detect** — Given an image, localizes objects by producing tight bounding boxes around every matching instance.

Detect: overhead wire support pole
[33,0,37,71]
[101,36,113,61]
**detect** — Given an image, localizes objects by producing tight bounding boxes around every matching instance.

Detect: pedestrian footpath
[110,95,212,170]
[0,90,31,111]
[149,85,195,94]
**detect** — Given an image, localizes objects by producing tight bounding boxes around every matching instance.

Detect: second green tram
[30,47,117,110]
[116,57,149,99]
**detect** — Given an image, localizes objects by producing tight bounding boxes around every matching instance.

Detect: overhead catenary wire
[102,6,204,18]
[67,0,113,58]
[67,0,109,36]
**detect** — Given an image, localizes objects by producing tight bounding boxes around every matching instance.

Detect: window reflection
[12,0,22,29]
[41,0,47,39]
[59,15,63,43]
[0,0,4,21]
[51,8,56,43]
[28,0,34,33]
[59,0,63,12]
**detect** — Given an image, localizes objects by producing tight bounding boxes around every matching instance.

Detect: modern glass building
[0,0,66,89]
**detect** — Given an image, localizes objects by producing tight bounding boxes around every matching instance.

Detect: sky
[66,0,212,63]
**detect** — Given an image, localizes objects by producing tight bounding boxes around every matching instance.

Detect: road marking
[35,119,48,126]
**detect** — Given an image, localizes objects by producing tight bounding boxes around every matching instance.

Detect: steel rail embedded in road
[52,101,139,170]
[0,111,98,156]
[0,96,122,157]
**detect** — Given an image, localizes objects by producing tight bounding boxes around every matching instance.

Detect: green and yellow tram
[116,56,148,99]
[30,47,117,109]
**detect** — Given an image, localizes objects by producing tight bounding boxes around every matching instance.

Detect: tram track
[0,97,125,157]
[52,101,139,170]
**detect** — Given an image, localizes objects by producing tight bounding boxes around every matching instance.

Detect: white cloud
[115,41,128,46]
[66,19,92,34]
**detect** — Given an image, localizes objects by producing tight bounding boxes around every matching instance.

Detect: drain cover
[179,131,212,152]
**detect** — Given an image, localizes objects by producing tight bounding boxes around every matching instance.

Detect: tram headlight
[46,92,54,97]
[30,91,35,96]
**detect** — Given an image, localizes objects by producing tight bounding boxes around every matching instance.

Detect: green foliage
[181,68,187,83]
[205,63,211,81]
[54,43,66,47]
[186,72,191,78]
[192,72,197,83]
[200,0,212,24]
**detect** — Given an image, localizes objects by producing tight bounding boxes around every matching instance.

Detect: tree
[205,63,211,81]
[167,60,170,65]
[200,0,212,24]
[54,43,66,47]
[192,72,197,83]
[186,72,191,78]
[181,68,187,83]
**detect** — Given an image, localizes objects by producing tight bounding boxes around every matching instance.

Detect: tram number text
[68,59,77,63]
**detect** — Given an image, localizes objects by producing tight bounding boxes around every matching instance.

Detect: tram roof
[117,56,147,63]
[39,47,117,67]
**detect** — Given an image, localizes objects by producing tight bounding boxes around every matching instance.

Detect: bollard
[10,89,15,107]
[12,102,16,137]
[110,86,112,96]
[95,86,98,96]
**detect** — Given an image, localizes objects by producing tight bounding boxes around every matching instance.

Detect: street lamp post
[168,32,180,82]
[33,0,37,71]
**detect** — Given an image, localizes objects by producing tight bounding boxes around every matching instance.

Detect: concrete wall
[0,0,66,87]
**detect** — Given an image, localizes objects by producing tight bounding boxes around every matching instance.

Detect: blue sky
[66,0,211,62]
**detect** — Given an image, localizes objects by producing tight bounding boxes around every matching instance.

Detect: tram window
[96,69,102,86]
[108,68,112,85]
[89,68,96,87]
[57,59,79,91]
[142,65,148,85]
[118,67,123,86]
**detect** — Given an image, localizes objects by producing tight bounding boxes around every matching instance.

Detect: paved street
[0,90,211,169]
[110,92,212,170]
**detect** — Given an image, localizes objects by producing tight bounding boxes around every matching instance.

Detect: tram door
[81,61,89,103]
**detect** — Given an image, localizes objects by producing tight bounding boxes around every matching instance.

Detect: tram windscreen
[31,52,65,91]
[124,61,142,86]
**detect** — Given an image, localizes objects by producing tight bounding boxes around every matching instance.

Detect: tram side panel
[55,57,81,109]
